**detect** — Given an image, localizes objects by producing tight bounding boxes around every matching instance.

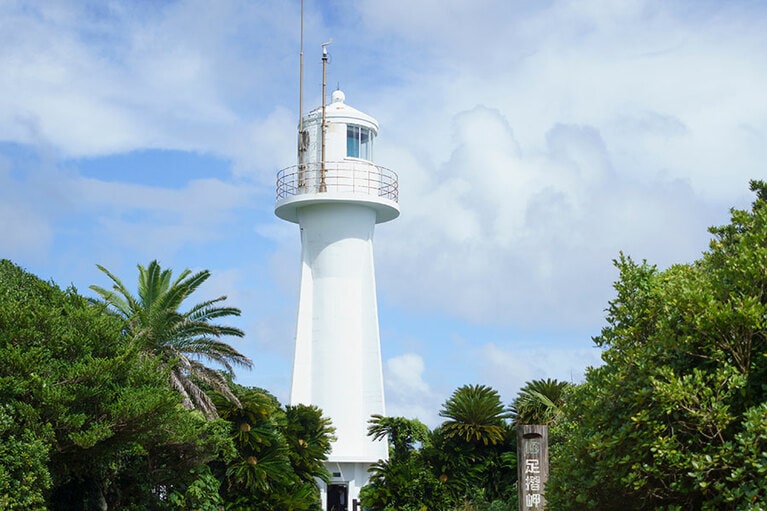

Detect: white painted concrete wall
[292,202,388,463]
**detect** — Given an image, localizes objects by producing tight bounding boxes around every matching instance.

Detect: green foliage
[284,403,335,486]
[362,416,449,511]
[90,260,252,418]
[547,180,767,509]
[216,388,293,494]
[722,403,767,506]
[0,260,230,510]
[215,387,334,511]
[509,378,571,426]
[368,414,430,461]
[362,386,517,511]
[439,384,510,445]
[167,466,224,511]
[362,453,452,511]
[100,414,234,510]
[0,403,51,510]
[426,422,517,505]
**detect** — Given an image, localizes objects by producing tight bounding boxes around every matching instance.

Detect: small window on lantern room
[347,125,373,160]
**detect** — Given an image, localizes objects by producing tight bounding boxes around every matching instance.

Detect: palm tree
[363,416,445,511]
[90,260,252,418]
[509,378,571,426]
[439,384,509,446]
[367,414,430,462]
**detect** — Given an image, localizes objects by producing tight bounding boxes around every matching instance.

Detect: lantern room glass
[347,125,373,161]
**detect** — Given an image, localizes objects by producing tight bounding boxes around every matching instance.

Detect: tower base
[320,461,374,511]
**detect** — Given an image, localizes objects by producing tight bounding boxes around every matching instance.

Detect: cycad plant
[431,385,515,508]
[439,384,509,445]
[90,260,252,418]
[216,388,333,511]
[509,378,571,426]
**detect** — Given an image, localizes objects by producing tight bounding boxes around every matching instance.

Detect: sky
[2,0,766,427]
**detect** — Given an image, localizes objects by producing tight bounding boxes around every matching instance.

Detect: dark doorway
[327,484,348,511]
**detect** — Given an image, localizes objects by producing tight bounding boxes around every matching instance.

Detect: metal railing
[276,161,399,202]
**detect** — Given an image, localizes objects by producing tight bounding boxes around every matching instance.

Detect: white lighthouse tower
[275,60,398,508]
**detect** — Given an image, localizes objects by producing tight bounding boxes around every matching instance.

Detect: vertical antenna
[320,39,332,193]
[297,0,305,187]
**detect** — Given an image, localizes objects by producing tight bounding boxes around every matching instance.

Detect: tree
[425,423,517,508]
[435,384,514,505]
[0,260,230,510]
[215,387,294,509]
[439,384,509,446]
[90,260,252,418]
[546,180,767,510]
[360,397,517,511]
[284,404,335,487]
[0,403,51,510]
[367,414,430,461]
[213,387,335,511]
[361,416,451,511]
[424,386,517,509]
[509,378,571,426]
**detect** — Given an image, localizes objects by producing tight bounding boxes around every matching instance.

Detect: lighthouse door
[327,484,348,511]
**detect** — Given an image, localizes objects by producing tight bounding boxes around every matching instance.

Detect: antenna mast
[298,0,305,145]
[320,39,332,192]
[297,0,305,186]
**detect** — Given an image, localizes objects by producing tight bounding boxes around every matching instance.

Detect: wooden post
[517,425,549,511]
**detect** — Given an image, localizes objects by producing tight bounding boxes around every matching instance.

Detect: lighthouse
[275,77,399,507]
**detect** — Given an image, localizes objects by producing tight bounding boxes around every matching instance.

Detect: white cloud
[361,0,767,197]
[386,353,430,395]
[365,0,765,332]
[74,176,256,258]
[384,353,442,425]
[1,0,766,421]
[0,0,301,168]
[475,341,604,405]
[229,106,297,183]
[0,200,53,262]
[376,104,720,331]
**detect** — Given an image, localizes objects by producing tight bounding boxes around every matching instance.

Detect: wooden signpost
[517,425,549,511]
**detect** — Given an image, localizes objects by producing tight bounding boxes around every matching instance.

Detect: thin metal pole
[299,0,304,134]
[298,0,305,187]
[320,40,331,192]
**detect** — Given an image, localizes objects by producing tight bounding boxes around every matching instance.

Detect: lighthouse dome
[331,89,345,103]
[322,89,378,132]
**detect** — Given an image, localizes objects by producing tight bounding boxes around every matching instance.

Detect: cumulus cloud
[376,104,717,331]
[358,0,767,196]
[0,201,53,262]
[384,353,442,425]
[75,175,257,260]
[0,0,300,181]
[474,342,604,406]
[2,0,765,417]
[387,353,430,396]
[365,0,764,333]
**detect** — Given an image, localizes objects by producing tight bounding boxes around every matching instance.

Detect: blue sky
[2,0,766,426]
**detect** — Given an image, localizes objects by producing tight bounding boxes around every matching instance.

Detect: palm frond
[510,378,571,425]
[90,260,251,418]
[439,384,509,445]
